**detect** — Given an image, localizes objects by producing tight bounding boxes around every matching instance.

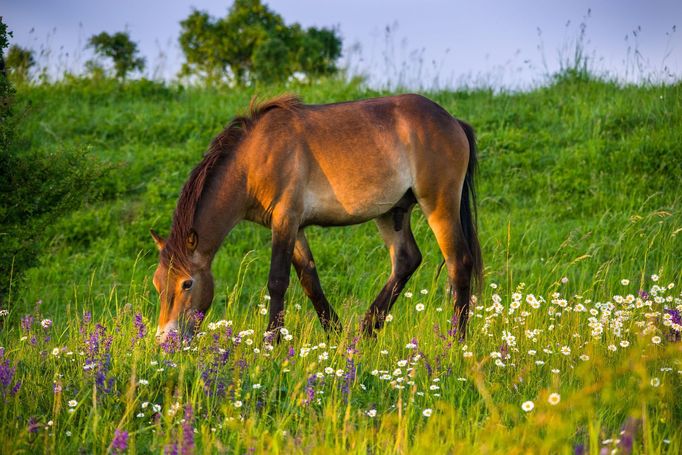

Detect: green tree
[87,31,145,80]
[5,45,35,84]
[179,0,341,84]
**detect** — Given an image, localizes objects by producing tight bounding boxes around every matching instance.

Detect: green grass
[1,74,681,453]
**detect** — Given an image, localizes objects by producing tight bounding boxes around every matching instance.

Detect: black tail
[457,120,483,294]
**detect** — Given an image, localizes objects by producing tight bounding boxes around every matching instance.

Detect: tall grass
[1,73,681,452]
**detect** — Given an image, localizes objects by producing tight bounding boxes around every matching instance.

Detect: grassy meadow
[1,74,681,453]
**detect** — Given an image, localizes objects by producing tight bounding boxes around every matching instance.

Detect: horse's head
[150,229,214,344]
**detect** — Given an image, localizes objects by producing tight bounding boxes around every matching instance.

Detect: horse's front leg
[266,213,299,339]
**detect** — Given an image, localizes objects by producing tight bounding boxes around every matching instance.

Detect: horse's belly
[302,172,411,226]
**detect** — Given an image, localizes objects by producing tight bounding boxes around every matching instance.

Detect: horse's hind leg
[421,198,473,340]
[292,230,342,333]
[361,206,422,336]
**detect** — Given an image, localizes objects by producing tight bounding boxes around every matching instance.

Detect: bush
[0,19,106,300]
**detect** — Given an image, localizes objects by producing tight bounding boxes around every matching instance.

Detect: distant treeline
[3,0,342,85]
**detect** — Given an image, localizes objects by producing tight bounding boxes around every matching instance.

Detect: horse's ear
[186,229,198,252]
[150,229,165,251]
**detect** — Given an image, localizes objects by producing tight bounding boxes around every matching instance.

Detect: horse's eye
[182,279,194,291]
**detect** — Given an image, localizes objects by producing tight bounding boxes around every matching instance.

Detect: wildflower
[380,350,389,355]
[619,340,630,348]
[234,401,242,408]
[651,336,662,345]
[385,314,393,322]
[182,404,195,454]
[52,348,60,356]
[621,279,630,286]
[521,401,534,412]
[259,308,267,315]
[463,351,473,358]
[561,277,568,284]
[324,367,333,375]
[651,274,659,282]
[405,342,417,349]
[422,408,432,417]
[608,344,617,352]
[152,404,161,413]
[252,384,261,389]
[551,369,560,374]
[490,283,498,289]
[68,400,78,407]
[650,377,660,387]
[548,393,561,405]
[404,292,413,298]
[111,429,128,453]
[420,289,428,295]
[415,303,425,312]
[367,409,377,417]
[526,294,541,309]
[397,360,407,367]
[41,319,52,329]
[560,346,571,356]
[0,309,8,317]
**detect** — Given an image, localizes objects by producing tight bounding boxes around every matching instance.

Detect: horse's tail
[458,120,483,294]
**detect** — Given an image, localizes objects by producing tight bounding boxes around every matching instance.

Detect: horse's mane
[161,94,303,272]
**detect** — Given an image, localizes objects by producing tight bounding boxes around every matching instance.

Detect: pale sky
[3,0,681,89]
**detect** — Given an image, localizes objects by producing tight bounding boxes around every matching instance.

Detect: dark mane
[161,94,303,271]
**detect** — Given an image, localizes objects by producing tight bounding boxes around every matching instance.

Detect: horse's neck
[193,168,246,263]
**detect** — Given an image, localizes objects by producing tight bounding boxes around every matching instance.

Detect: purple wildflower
[164,443,178,455]
[617,417,640,454]
[84,323,114,394]
[448,316,458,337]
[304,374,317,406]
[134,313,147,340]
[287,346,295,360]
[112,429,129,453]
[182,404,195,454]
[20,315,33,332]
[160,330,181,354]
[263,330,276,345]
[638,290,649,300]
[27,417,40,434]
[0,348,21,400]
[342,357,356,401]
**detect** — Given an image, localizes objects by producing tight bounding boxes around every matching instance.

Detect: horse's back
[243,94,470,227]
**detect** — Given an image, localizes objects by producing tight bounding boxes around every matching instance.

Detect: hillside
[7,76,681,317]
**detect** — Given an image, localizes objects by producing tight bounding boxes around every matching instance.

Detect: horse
[150,93,482,344]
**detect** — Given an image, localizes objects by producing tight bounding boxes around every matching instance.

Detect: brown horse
[151,94,482,343]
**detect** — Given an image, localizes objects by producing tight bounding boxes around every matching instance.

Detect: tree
[5,45,35,83]
[87,31,145,80]
[179,0,342,84]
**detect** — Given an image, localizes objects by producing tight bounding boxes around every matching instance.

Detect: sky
[3,0,681,89]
